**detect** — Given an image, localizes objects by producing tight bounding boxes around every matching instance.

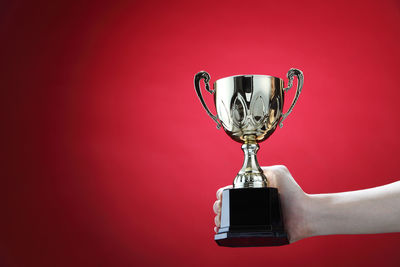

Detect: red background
[1,0,400,266]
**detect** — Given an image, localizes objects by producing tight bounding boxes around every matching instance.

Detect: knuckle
[214,215,220,226]
[277,165,289,173]
[216,188,223,199]
[213,200,220,214]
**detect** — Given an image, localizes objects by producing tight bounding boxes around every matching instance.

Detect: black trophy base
[215,187,289,247]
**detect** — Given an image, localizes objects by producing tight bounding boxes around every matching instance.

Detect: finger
[214,226,218,233]
[216,185,232,200]
[213,200,221,214]
[214,215,220,227]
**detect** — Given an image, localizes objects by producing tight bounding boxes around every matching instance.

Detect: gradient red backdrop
[1,0,400,266]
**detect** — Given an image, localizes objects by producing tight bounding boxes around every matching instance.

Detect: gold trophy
[194,69,304,246]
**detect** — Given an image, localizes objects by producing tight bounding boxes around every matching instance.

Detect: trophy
[194,68,304,247]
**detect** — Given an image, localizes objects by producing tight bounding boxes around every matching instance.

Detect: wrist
[302,193,328,238]
[305,193,337,238]
[288,193,320,242]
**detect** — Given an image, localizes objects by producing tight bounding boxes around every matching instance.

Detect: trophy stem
[233,136,268,188]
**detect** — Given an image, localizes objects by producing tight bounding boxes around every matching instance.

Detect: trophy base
[215,231,288,247]
[215,187,289,247]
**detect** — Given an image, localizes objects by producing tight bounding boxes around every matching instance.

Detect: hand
[213,165,311,243]
[213,166,400,243]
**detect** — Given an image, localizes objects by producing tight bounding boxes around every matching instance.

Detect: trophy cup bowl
[194,68,304,247]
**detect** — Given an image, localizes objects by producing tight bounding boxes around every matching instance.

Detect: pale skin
[213,165,400,243]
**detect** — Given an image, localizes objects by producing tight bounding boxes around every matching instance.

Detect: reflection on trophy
[194,69,304,247]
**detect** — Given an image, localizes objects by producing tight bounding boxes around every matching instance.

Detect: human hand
[214,166,400,243]
[213,165,311,243]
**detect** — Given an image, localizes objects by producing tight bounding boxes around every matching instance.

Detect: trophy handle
[279,68,304,128]
[194,71,222,129]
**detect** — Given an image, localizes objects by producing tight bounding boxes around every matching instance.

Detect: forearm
[306,181,400,237]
